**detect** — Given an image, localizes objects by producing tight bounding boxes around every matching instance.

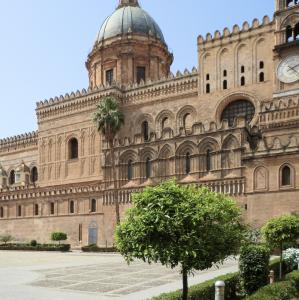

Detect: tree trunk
[279,241,283,279]
[109,140,120,225]
[182,268,188,300]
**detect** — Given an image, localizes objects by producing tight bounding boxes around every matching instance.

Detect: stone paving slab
[0,251,238,300]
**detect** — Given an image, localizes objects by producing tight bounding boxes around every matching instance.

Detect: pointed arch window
[69,138,78,160]
[295,23,299,40]
[206,149,212,172]
[9,170,15,185]
[17,205,22,217]
[162,117,169,130]
[91,199,97,213]
[142,121,149,141]
[31,167,38,183]
[223,80,228,90]
[145,158,151,179]
[286,25,293,42]
[186,152,191,174]
[50,202,55,215]
[0,207,3,218]
[206,83,210,94]
[34,204,39,216]
[221,100,255,127]
[69,201,75,214]
[281,165,291,186]
[241,76,245,86]
[128,160,133,181]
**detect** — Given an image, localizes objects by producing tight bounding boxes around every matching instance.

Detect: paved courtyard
[0,251,238,300]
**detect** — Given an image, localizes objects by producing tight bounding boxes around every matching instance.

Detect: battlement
[197,15,273,47]
[0,131,38,153]
[36,68,198,122]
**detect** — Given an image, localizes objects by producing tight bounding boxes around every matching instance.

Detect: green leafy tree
[0,235,13,245]
[93,96,124,225]
[262,214,299,279]
[51,232,67,245]
[116,180,244,300]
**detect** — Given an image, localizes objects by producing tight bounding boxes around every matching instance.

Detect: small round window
[221,100,255,127]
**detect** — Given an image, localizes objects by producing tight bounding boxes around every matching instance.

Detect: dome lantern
[118,0,139,8]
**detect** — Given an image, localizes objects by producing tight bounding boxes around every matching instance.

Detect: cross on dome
[118,0,140,8]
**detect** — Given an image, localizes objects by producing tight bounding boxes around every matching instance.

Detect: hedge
[150,272,240,300]
[0,243,70,252]
[247,270,299,300]
[82,244,118,253]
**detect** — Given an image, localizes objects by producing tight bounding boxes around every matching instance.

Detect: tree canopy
[116,180,244,299]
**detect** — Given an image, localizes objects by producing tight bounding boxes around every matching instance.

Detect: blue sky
[0,0,274,139]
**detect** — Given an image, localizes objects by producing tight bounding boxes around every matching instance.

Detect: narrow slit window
[106,69,114,85]
[137,67,146,84]
[259,72,265,82]
[241,66,245,73]
[128,160,133,181]
[223,80,228,90]
[282,166,291,186]
[186,152,191,174]
[145,158,151,179]
[91,199,97,213]
[241,76,245,86]
[34,204,39,216]
[206,83,210,94]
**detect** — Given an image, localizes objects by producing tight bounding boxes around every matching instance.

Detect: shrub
[81,244,117,253]
[150,272,239,300]
[246,281,297,300]
[30,240,37,247]
[239,244,270,295]
[0,235,13,245]
[51,232,67,245]
[285,270,299,291]
[283,248,299,269]
[0,243,70,252]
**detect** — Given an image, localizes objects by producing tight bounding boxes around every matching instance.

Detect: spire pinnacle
[118,0,139,8]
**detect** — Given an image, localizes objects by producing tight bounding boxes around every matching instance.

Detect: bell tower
[274,0,299,92]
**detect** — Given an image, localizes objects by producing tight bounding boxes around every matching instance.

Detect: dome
[95,2,166,44]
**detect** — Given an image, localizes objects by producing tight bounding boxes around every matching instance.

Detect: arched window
[91,199,97,213]
[17,205,22,217]
[206,83,210,94]
[241,66,245,73]
[31,167,38,183]
[221,100,255,127]
[206,74,210,80]
[34,204,39,216]
[162,117,169,130]
[69,138,78,160]
[286,25,293,42]
[281,165,291,186]
[259,61,264,69]
[223,70,227,77]
[50,202,55,215]
[9,170,15,185]
[186,152,191,174]
[241,76,245,86]
[0,207,3,218]
[69,201,75,214]
[206,149,212,172]
[295,23,299,40]
[259,72,265,82]
[183,113,191,130]
[128,160,133,181]
[223,80,228,90]
[142,121,149,141]
[145,158,151,179]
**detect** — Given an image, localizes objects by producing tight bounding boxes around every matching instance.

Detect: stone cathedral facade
[0,0,299,247]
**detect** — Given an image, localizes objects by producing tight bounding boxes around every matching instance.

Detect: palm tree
[93,96,124,224]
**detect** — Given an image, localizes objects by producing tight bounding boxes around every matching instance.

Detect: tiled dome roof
[95,2,166,44]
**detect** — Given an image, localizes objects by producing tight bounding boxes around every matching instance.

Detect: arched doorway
[88,221,98,245]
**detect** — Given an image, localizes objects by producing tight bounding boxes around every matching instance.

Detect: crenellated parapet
[36,68,198,123]
[259,95,299,130]
[197,16,273,49]
[0,131,38,153]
